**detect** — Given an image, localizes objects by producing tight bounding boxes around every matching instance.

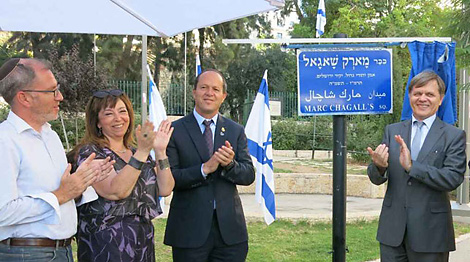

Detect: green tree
[449,0,470,68]
[4,32,94,60]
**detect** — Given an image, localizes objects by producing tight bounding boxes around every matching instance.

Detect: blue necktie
[411,121,424,161]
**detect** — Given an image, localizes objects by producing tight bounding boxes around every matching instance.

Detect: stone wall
[237,173,385,198]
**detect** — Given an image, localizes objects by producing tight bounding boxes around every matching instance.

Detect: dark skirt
[77,215,155,262]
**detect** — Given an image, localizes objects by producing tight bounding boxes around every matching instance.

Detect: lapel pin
[220,127,225,136]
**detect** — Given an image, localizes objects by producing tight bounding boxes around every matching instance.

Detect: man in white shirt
[0,58,111,261]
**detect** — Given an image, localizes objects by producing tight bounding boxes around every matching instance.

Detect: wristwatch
[224,159,235,171]
[128,156,145,170]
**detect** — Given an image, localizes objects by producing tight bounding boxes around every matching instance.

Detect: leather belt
[0,238,73,248]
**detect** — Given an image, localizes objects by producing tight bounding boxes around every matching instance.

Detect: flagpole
[184,32,187,116]
[141,35,148,125]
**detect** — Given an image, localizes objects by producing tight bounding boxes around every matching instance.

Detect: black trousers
[172,212,248,262]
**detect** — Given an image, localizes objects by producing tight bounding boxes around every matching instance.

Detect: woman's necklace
[112,147,127,154]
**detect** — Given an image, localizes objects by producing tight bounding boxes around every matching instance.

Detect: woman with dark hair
[70,89,174,262]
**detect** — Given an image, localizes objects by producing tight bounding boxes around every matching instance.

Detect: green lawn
[72,218,470,262]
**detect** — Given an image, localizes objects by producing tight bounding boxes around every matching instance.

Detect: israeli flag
[147,65,167,213]
[147,64,167,131]
[245,70,276,225]
[196,54,202,77]
[316,0,326,38]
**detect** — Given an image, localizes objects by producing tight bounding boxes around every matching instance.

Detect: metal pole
[457,68,470,204]
[332,33,348,262]
[141,35,148,125]
[184,32,187,115]
[93,34,97,77]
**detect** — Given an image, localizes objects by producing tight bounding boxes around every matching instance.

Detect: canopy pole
[93,34,97,77]
[141,35,148,124]
[184,32,187,115]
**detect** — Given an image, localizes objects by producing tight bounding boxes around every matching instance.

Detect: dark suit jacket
[164,113,255,248]
[368,117,466,252]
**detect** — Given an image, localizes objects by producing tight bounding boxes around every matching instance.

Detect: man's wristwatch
[225,159,235,171]
[128,156,145,170]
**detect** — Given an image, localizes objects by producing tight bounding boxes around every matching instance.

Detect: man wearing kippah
[367,70,466,262]
[0,58,113,261]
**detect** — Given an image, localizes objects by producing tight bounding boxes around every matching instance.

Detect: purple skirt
[77,215,155,262]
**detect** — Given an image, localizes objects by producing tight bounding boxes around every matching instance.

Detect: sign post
[297,40,393,262]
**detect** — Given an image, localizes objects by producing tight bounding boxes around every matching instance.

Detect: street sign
[297,49,393,116]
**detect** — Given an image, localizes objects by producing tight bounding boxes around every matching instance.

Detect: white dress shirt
[0,111,97,241]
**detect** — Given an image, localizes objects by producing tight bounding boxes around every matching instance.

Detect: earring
[98,127,102,136]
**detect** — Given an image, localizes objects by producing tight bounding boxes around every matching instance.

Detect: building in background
[250,10,299,40]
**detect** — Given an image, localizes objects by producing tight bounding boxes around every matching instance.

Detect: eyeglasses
[93,89,123,98]
[22,84,61,98]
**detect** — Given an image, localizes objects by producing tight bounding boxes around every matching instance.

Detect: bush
[49,114,86,151]
[271,115,392,164]
[0,103,9,121]
[271,117,333,151]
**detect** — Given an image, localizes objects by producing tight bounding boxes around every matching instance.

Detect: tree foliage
[48,45,109,116]
[448,0,470,67]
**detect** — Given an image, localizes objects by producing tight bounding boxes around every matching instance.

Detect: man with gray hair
[0,58,113,261]
[367,70,466,262]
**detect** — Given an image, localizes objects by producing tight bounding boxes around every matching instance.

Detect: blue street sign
[297,49,393,116]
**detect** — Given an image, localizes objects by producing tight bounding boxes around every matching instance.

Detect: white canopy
[1,0,284,37]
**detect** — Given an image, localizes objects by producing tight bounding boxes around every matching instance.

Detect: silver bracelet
[158,158,170,170]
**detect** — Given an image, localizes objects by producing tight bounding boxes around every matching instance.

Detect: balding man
[0,58,112,261]
[165,69,255,262]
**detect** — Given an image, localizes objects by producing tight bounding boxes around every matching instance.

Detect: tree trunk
[198,28,205,57]
[293,0,304,23]
[116,35,135,77]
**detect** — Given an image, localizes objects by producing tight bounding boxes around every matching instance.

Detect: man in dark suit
[367,70,466,262]
[164,69,255,262]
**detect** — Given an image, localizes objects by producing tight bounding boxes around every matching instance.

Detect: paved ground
[240,193,382,221]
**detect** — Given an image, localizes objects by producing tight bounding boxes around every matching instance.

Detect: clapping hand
[90,157,116,182]
[394,135,412,172]
[136,122,157,154]
[153,120,174,158]
[367,144,389,174]
[215,140,234,167]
